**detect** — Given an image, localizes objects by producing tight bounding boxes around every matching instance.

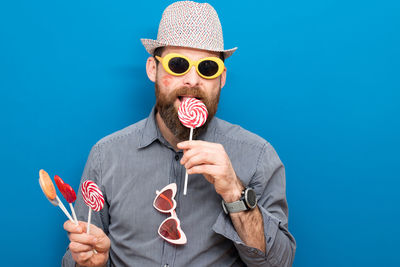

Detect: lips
[178,96,200,102]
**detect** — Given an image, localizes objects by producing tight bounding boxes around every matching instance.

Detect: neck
[155,111,180,151]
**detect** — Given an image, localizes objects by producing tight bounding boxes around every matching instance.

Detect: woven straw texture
[141,1,237,58]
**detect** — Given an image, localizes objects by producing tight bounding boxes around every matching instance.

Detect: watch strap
[222,199,247,214]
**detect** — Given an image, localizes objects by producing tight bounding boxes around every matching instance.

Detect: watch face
[245,188,257,208]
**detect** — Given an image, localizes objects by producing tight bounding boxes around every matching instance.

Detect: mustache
[173,86,207,100]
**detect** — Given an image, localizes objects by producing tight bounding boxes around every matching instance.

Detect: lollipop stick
[183,127,194,195]
[87,208,92,234]
[69,203,78,224]
[85,209,98,254]
[87,209,98,254]
[189,127,193,140]
[56,196,75,223]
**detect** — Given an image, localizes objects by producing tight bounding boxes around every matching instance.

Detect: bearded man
[62,1,296,266]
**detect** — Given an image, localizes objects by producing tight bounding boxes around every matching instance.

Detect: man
[62,1,296,266]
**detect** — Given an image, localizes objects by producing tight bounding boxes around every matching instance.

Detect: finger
[180,142,225,165]
[69,232,97,246]
[84,224,111,252]
[93,235,111,253]
[187,164,221,177]
[184,151,220,170]
[180,146,198,165]
[69,241,94,253]
[177,140,195,150]
[72,250,94,264]
[64,220,83,234]
[178,140,217,150]
[71,221,99,236]
[86,223,106,238]
[180,146,211,165]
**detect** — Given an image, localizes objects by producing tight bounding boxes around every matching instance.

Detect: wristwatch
[222,187,257,214]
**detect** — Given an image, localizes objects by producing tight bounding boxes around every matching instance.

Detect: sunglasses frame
[155,53,225,79]
[153,183,187,245]
[158,210,186,245]
[153,183,177,213]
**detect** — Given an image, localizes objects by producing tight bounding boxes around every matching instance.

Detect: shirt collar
[138,106,162,149]
[138,106,218,149]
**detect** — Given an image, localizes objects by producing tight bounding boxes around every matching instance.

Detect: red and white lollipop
[178,97,208,195]
[81,180,104,234]
[178,97,208,129]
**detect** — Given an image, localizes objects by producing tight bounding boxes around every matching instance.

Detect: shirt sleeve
[212,142,296,267]
[62,144,112,267]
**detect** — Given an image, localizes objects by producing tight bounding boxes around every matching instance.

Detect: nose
[182,65,201,87]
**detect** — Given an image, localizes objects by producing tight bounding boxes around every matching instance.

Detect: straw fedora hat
[141,1,237,58]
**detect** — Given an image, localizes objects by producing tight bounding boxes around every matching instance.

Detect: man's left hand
[177,140,243,202]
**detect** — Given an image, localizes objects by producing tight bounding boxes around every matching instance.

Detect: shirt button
[175,154,179,161]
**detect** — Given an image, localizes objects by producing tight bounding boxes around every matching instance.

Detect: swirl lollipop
[81,180,104,234]
[178,97,208,129]
[178,97,208,195]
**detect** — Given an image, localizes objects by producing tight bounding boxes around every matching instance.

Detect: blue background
[1,0,399,266]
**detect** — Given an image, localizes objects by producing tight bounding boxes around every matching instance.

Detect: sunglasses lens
[169,57,189,74]
[159,218,181,240]
[154,189,174,211]
[198,60,219,77]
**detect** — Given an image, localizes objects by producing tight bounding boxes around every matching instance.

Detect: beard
[155,82,221,141]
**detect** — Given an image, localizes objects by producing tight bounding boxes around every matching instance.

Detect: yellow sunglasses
[155,53,225,80]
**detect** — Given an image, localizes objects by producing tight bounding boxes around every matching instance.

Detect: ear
[220,67,227,89]
[146,56,157,82]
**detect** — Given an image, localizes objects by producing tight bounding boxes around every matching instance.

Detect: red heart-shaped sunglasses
[153,183,187,245]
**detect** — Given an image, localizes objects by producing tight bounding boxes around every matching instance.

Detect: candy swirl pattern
[178,97,208,128]
[81,180,104,212]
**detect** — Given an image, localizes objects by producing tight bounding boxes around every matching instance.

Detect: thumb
[86,223,106,238]
[85,223,110,252]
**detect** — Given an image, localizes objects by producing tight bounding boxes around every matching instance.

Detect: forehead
[161,46,220,59]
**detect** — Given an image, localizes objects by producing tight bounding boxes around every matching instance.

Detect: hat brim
[140,38,237,59]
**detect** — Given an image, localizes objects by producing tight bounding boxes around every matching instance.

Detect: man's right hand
[64,220,110,267]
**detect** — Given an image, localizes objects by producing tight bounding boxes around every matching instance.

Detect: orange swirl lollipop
[38,169,75,223]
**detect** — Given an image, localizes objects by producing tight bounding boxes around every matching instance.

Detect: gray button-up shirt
[62,107,296,266]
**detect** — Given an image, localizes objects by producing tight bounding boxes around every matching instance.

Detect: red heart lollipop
[54,175,77,203]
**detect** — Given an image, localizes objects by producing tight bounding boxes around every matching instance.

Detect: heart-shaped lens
[159,217,181,240]
[54,175,77,203]
[153,183,177,213]
[154,189,174,212]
